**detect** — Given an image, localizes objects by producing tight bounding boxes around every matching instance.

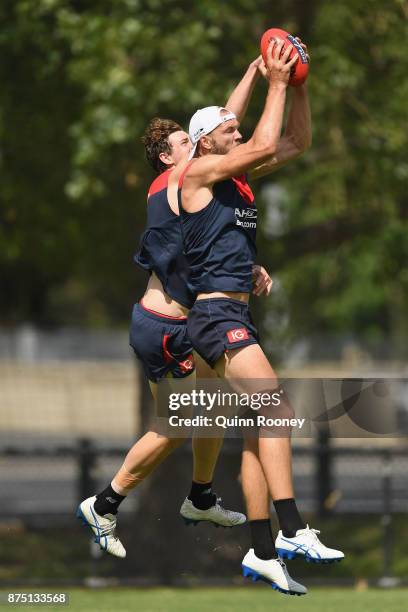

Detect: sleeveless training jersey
[178,164,257,294]
[134,169,195,309]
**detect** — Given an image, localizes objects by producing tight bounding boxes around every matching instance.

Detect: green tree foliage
[268,0,408,352]
[1,0,407,352]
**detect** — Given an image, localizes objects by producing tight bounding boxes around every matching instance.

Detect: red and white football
[260,27,309,87]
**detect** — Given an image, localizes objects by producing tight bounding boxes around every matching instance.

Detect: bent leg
[112,431,186,495]
[77,385,187,559]
[111,371,192,495]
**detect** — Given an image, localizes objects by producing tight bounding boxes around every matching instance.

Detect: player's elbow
[255,143,278,163]
[300,128,312,151]
[286,129,312,154]
[303,132,312,151]
[293,133,312,156]
[247,136,278,161]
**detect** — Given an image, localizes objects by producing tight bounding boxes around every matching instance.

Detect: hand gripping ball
[260,27,309,86]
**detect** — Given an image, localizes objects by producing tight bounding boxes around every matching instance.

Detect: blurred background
[1,0,408,594]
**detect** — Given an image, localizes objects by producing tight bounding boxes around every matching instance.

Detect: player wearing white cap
[76,56,273,558]
[172,38,344,596]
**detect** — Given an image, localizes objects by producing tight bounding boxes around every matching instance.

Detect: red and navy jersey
[134,169,196,309]
[178,165,257,294]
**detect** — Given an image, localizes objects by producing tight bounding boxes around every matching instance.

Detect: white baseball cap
[188,106,236,159]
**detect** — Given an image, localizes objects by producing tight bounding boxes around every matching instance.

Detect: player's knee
[165,436,187,451]
[256,388,295,421]
[150,434,187,453]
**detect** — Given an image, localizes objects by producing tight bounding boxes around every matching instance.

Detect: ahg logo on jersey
[235,207,257,229]
[227,328,249,343]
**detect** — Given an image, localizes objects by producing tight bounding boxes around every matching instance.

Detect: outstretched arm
[225,57,263,122]
[186,41,297,189]
[284,82,312,151]
[249,39,312,180]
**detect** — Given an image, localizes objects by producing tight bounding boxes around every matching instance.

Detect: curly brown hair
[141,118,183,173]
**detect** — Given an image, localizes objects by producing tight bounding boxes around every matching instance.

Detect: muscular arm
[284,82,312,151]
[224,57,262,122]
[249,69,312,179]
[186,42,296,193]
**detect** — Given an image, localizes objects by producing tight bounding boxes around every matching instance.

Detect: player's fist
[264,39,298,86]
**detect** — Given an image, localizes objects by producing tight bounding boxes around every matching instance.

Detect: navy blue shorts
[129,303,195,382]
[187,298,260,367]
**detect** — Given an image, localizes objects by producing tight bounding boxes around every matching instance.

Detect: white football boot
[76,495,126,558]
[180,497,246,528]
[242,549,307,596]
[275,525,344,564]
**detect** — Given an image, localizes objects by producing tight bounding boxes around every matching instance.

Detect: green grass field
[2,588,407,612]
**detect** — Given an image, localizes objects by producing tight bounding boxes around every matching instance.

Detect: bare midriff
[196,291,250,304]
[141,272,189,318]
